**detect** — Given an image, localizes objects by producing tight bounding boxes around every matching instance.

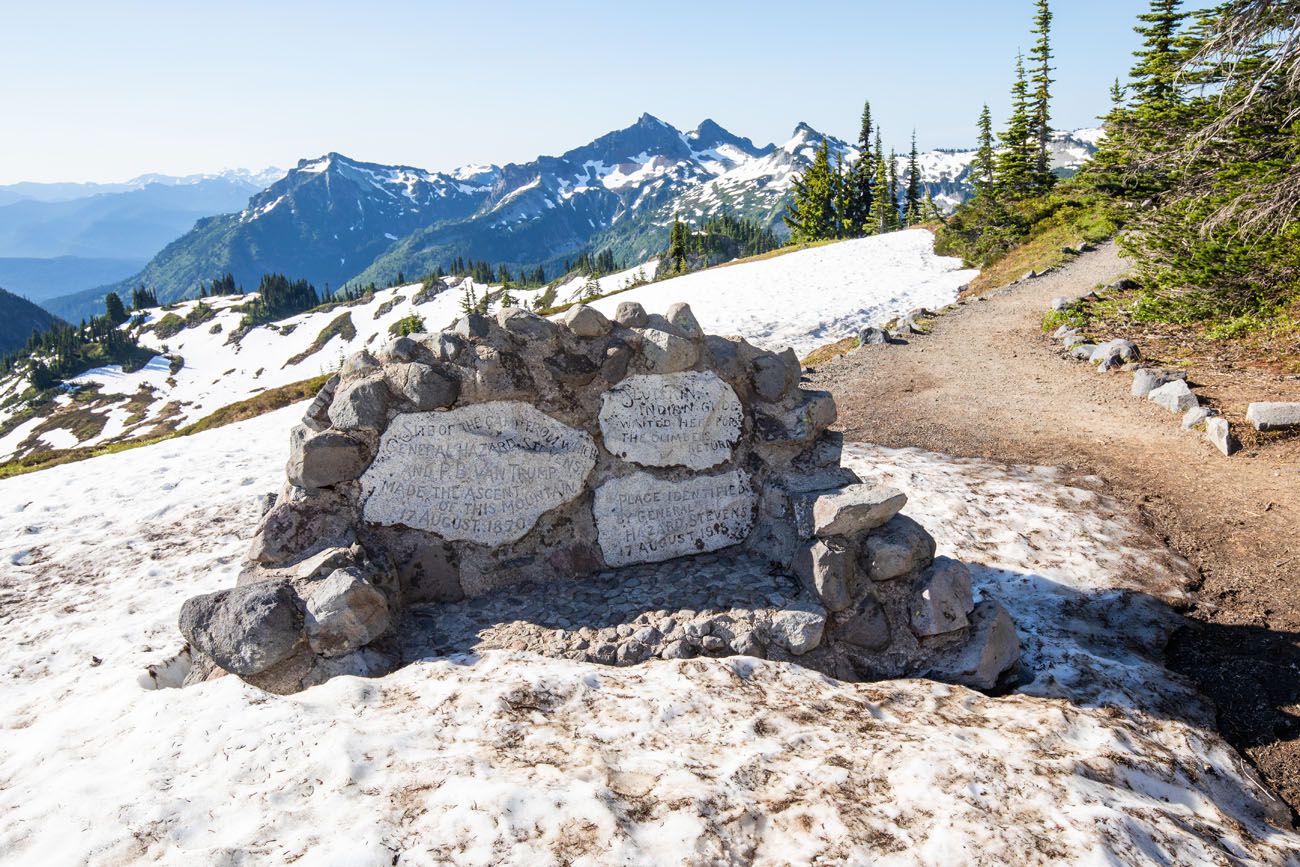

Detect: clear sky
[0,0,1152,184]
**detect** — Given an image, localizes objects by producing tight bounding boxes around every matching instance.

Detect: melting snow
[0,407,1295,864]
[585,230,975,356]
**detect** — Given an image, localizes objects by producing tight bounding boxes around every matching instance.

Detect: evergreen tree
[904,132,923,226]
[104,292,127,326]
[831,151,849,238]
[888,149,900,228]
[868,133,894,234]
[846,101,876,234]
[785,140,836,242]
[997,53,1037,198]
[973,104,997,199]
[668,217,690,271]
[1028,0,1056,191]
[1130,0,1187,108]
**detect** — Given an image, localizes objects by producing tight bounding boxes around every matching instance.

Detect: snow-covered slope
[0,405,1295,864]
[0,231,968,463]
[585,230,975,356]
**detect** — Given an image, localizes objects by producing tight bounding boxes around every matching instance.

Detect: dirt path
[810,242,1300,817]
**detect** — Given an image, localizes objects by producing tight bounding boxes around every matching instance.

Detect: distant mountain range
[32,119,1100,320]
[0,169,282,310]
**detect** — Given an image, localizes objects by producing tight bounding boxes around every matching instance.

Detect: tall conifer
[904,132,923,226]
[973,104,997,199]
[785,140,836,242]
[888,149,900,229]
[997,54,1036,198]
[1029,0,1055,191]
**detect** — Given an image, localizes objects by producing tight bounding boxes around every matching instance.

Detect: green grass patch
[285,313,355,367]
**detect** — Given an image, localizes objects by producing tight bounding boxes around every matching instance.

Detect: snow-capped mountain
[88,118,1103,310]
[98,155,496,312]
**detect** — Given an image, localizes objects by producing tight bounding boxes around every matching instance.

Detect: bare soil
[809,242,1300,819]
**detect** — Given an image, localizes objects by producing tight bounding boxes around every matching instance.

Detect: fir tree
[1028,0,1056,191]
[668,217,690,271]
[846,101,876,234]
[1130,0,1187,108]
[997,53,1037,198]
[904,132,923,226]
[785,140,836,242]
[888,149,900,229]
[104,292,127,326]
[868,131,894,234]
[973,104,997,199]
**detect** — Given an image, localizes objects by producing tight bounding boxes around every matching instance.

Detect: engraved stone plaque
[598,371,743,470]
[593,469,756,567]
[360,402,597,546]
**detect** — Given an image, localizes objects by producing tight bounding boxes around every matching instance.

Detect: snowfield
[585,230,976,356]
[1,406,1296,865]
[0,232,968,463]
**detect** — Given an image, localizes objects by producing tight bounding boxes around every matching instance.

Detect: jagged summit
[95,117,1101,306]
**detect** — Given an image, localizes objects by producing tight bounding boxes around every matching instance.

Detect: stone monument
[176,301,1020,694]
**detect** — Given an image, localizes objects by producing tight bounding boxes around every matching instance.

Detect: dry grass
[962,224,1084,297]
[801,336,859,368]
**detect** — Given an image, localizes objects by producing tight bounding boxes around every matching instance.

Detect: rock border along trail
[811,241,1300,817]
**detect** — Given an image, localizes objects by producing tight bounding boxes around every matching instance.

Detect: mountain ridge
[54,118,1099,319]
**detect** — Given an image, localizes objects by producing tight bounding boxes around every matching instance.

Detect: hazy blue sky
[0,0,1152,183]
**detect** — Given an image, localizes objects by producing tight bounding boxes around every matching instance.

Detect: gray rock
[665,302,703,339]
[1148,379,1198,413]
[1131,368,1180,398]
[301,374,340,432]
[435,330,465,363]
[1246,402,1300,432]
[756,390,837,447]
[661,639,696,660]
[928,599,1019,690]
[910,557,974,637]
[340,350,380,379]
[862,514,936,581]
[497,306,556,339]
[304,567,391,657]
[858,326,889,345]
[1181,406,1216,430]
[178,581,304,677]
[751,349,799,402]
[1070,343,1096,360]
[287,426,369,489]
[793,538,855,612]
[1089,339,1140,366]
[769,603,827,655]
[1205,417,1237,457]
[385,362,458,410]
[248,494,353,566]
[559,304,611,338]
[301,648,393,688]
[617,640,652,664]
[634,327,699,374]
[1062,334,1088,350]
[328,375,390,431]
[614,301,648,328]
[836,592,890,651]
[376,336,420,364]
[812,483,907,538]
[1053,324,1080,339]
[781,466,861,494]
[453,313,491,340]
[1050,297,1071,311]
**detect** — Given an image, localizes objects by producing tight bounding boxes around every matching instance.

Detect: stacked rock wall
[177,301,1020,694]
